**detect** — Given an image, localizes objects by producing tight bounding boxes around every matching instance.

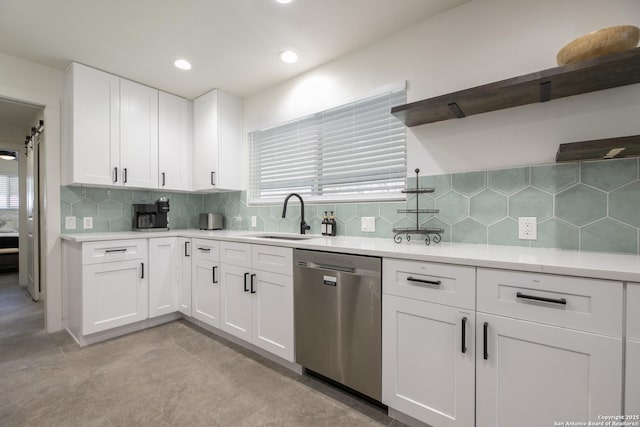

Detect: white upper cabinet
[193,89,242,191]
[119,79,158,188]
[159,92,193,191]
[64,62,161,189]
[63,62,120,186]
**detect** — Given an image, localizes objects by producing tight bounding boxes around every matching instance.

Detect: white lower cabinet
[64,239,149,338]
[626,283,640,414]
[383,295,475,427]
[220,242,294,361]
[177,238,192,316]
[476,268,623,427]
[476,313,622,426]
[148,237,179,318]
[382,259,476,427]
[191,239,221,328]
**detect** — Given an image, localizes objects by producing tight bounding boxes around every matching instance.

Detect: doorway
[0,98,44,339]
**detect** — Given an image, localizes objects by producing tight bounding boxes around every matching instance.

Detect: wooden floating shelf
[556,135,640,162]
[391,47,640,127]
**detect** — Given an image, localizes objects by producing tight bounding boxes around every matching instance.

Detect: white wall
[243,0,640,178]
[0,51,64,332]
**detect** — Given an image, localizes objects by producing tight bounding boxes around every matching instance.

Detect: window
[0,174,19,209]
[249,89,407,203]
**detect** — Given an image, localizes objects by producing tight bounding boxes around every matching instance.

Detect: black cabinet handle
[244,272,249,292]
[141,262,144,279]
[105,248,127,254]
[407,276,441,286]
[250,273,256,294]
[198,247,211,253]
[123,168,128,183]
[483,322,489,360]
[184,241,190,257]
[212,266,218,284]
[113,167,118,183]
[516,292,567,305]
[210,171,216,186]
[162,172,166,187]
[461,317,467,354]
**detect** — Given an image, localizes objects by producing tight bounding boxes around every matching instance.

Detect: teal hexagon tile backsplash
[509,187,553,220]
[581,218,637,254]
[452,218,487,244]
[488,218,528,247]
[470,189,507,225]
[59,156,640,254]
[436,191,468,224]
[531,218,579,250]
[452,171,486,196]
[555,184,606,227]
[489,168,529,195]
[581,158,637,192]
[610,181,640,227]
[531,163,578,193]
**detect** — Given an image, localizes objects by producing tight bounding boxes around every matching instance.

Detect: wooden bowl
[557,25,639,65]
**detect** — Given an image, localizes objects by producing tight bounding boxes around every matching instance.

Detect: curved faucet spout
[282,193,311,234]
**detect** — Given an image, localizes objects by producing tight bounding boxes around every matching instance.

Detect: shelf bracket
[539,81,552,102]
[448,102,466,118]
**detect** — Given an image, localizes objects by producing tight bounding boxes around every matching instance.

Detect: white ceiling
[0,0,468,99]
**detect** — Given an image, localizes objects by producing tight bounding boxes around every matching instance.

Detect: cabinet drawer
[192,239,220,262]
[383,259,475,309]
[220,241,251,267]
[252,245,292,276]
[628,283,640,341]
[82,239,147,264]
[477,268,622,337]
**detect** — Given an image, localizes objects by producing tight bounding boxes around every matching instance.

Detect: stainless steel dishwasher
[294,249,382,401]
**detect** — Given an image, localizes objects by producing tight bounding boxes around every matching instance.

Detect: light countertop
[60,230,640,283]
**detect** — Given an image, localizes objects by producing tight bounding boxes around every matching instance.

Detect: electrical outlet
[361,217,376,233]
[65,216,76,230]
[251,216,257,228]
[518,217,537,240]
[83,217,93,230]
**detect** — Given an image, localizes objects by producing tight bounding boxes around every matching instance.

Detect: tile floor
[0,273,403,427]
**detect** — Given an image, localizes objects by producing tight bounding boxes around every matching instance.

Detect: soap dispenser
[321,211,329,236]
[328,211,337,236]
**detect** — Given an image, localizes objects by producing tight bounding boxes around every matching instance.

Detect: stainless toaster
[199,213,223,230]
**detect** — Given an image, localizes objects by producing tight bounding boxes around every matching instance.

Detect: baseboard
[66,312,182,347]
[387,408,433,427]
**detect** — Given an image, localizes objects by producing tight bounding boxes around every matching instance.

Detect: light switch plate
[251,216,257,228]
[65,216,76,230]
[83,217,93,230]
[361,217,376,232]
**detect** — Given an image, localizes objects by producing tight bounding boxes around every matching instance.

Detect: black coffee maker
[132,197,170,231]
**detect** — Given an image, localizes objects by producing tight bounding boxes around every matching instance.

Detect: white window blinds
[249,90,407,203]
[0,174,18,209]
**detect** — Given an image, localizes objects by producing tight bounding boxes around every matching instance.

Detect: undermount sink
[249,233,315,241]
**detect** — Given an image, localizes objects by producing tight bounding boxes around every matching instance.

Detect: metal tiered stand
[393,168,444,245]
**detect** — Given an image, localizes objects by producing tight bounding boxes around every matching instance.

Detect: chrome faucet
[282,193,311,234]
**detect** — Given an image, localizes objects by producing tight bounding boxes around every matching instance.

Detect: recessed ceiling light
[279,50,298,64]
[174,59,192,70]
[275,0,293,4]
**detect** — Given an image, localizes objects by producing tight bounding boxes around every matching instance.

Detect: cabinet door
[626,340,640,415]
[216,90,242,190]
[148,237,179,318]
[251,270,294,362]
[626,283,640,414]
[476,313,622,426]
[82,259,147,334]
[220,263,252,341]
[191,257,220,328]
[66,63,120,186]
[178,238,192,316]
[120,79,158,188]
[159,92,193,191]
[382,295,475,427]
[193,89,219,190]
